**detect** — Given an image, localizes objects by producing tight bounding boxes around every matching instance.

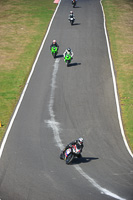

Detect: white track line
[100,0,133,158]
[0,0,62,158]
[45,58,64,150]
[0,0,131,198]
[45,59,126,200]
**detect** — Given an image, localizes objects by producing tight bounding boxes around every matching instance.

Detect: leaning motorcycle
[72,0,76,8]
[51,46,58,58]
[64,53,72,66]
[60,144,82,164]
[69,16,75,25]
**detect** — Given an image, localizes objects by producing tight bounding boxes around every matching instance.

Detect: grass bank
[0,0,56,141]
[102,0,133,152]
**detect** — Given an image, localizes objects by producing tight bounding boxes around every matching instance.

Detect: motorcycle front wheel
[66,153,74,164]
[52,52,57,58]
[73,3,76,8]
[60,152,65,160]
[66,60,70,66]
[70,20,74,25]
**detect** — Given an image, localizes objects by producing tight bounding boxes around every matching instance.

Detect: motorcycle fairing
[65,148,72,159]
[72,144,81,153]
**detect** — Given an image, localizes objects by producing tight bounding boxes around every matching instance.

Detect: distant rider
[72,0,77,6]
[68,11,75,21]
[50,40,59,51]
[63,48,74,60]
[62,137,84,158]
[72,0,77,3]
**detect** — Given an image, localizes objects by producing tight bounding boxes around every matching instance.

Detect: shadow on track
[73,23,81,26]
[73,6,81,8]
[56,54,64,58]
[70,157,99,165]
[67,62,81,67]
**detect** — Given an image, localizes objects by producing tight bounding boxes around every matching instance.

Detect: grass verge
[0,0,57,141]
[102,0,133,152]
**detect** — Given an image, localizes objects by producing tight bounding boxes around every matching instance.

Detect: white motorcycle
[69,16,75,25]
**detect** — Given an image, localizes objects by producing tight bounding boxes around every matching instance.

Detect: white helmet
[78,137,84,145]
[67,48,71,52]
[53,40,56,44]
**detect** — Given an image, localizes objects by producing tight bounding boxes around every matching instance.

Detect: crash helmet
[77,137,84,145]
[67,48,71,52]
[53,40,56,44]
[70,11,73,14]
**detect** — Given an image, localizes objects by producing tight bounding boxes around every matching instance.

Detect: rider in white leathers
[63,48,74,60]
[68,11,75,21]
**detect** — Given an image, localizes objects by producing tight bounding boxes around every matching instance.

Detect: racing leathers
[62,139,84,158]
[50,42,59,51]
[68,13,75,21]
[63,49,74,60]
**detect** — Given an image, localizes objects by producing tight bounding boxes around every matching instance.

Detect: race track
[0,0,133,200]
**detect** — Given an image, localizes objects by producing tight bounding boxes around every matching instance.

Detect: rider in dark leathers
[72,0,77,7]
[50,40,59,51]
[62,137,84,158]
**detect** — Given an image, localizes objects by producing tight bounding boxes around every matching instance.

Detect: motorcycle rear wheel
[52,52,57,58]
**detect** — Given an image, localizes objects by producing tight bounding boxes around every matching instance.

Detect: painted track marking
[0,0,131,199]
[45,58,126,200]
[0,0,61,158]
[100,0,133,158]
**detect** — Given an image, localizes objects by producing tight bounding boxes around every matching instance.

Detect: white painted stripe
[45,60,126,200]
[45,58,64,150]
[100,0,133,158]
[74,165,126,200]
[0,0,62,158]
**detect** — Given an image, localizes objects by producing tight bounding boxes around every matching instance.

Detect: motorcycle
[69,16,75,25]
[51,46,58,58]
[72,0,76,8]
[64,53,72,66]
[60,144,82,164]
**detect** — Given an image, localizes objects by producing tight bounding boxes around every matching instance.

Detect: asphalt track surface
[0,0,133,200]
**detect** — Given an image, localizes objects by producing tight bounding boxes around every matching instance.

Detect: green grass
[102,0,133,152]
[0,0,57,140]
